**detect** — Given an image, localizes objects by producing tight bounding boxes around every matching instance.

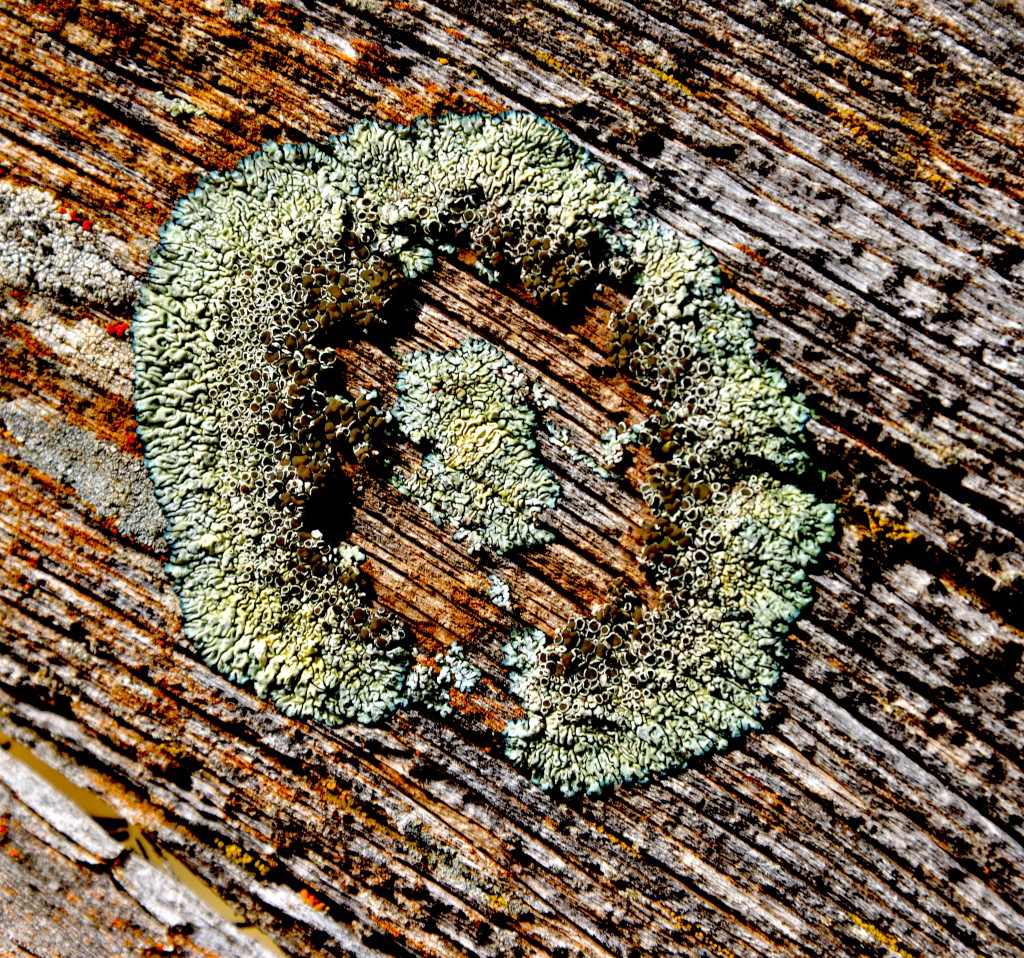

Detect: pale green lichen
[155,93,206,119]
[222,0,254,24]
[405,644,481,716]
[544,420,612,479]
[598,419,650,473]
[503,219,835,796]
[393,339,559,553]
[134,111,833,791]
[134,111,631,727]
[487,573,512,612]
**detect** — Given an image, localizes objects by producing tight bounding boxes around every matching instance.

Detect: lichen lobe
[394,338,559,554]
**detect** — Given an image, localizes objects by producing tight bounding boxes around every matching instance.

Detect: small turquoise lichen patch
[545,420,613,480]
[405,643,482,717]
[134,110,833,793]
[394,338,559,553]
[487,573,512,612]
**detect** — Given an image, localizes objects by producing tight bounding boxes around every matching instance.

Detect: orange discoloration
[450,687,514,734]
[0,318,139,454]
[299,887,327,911]
[460,89,507,116]
[735,243,770,267]
[374,80,506,126]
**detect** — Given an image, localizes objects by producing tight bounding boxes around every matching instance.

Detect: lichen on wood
[134,109,832,796]
[1,0,1023,954]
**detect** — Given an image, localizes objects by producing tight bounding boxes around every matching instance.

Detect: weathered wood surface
[0,748,279,957]
[1,0,1023,956]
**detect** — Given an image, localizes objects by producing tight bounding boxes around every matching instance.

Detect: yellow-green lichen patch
[133,110,833,792]
[154,93,206,119]
[503,221,835,796]
[133,141,411,725]
[394,339,559,553]
[133,112,631,727]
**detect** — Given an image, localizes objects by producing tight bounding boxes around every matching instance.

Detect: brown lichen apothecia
[133,111,834,795]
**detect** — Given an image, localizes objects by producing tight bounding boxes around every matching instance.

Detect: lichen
[222,0,254,24]
[396,811,528,928]
[0,181,138,304]
[598,419,650,473]
[155,93,206,119]
[394,339,559,553]
[405,643,481,717]
[0,398,165,549]
[134,111,832,791]
[487,573,512,612]
[217,839,272,877]
[503,218,835,796]
[134,143,413,725]
[544,420,612,479]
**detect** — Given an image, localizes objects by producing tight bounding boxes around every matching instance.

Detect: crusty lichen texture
[394,338,559,553]
[405,643,482,718]
[0,181,138,304]
[134,111,833,789]
[504,222,835,795]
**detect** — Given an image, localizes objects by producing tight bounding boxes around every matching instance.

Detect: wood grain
[1,0,1022,955]
[0,749,279,958]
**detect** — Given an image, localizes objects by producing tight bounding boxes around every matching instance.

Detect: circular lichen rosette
[134,111,834,794]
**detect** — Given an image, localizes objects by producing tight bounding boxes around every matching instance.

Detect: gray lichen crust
[134,111,833,789]
[0,181,138,304]
[394,339,559,553]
